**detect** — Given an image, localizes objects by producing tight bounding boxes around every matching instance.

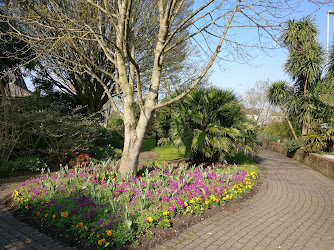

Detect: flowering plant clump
[69,153,92,167]
[13,162,258,248]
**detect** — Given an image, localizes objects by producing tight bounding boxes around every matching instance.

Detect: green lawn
[141,139,259,172]
[141,139,184,163]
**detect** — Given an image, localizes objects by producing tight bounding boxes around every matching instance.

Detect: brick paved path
[156,149,334,250]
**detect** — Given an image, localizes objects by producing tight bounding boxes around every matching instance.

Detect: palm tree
[268,81,298,139]
[281,18,324,138]
[171,87,256,162]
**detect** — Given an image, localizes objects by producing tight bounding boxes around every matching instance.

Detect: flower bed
[12,161,258,248]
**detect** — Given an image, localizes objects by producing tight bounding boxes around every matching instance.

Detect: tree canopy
[2,0,330,175]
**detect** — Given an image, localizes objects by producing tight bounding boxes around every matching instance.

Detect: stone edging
[262,141,334,181]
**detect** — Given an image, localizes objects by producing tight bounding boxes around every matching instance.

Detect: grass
[142,139,260,173]
[141,139,184,163]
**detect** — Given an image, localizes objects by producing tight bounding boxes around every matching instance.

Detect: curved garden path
[156,149,334,249]
[1,149,334,249]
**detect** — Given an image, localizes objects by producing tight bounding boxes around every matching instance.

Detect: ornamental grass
[13,161,258,248]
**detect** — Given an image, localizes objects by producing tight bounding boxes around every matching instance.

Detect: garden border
[262,141,334,181]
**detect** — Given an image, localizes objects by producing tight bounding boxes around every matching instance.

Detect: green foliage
[89,145,122,161]
[96,127,124,149]
[157,137,171,147]
[286,138,303,153]
[171,87,257,162]
[106,112,124,134]
[281,17,323,93]
[264,120,297,139]
[155,105,172,138]
[141,139,156,151]
[0,156,46,178]
[225,151,255,165]
[0,94,99,163]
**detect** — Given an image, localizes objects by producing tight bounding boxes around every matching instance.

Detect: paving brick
[155,149,334,250]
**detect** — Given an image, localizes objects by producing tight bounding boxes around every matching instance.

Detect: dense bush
[0,94,99,164]
[89,145,122,161]
[0,156,46,178]
[96,127,124,149]
[263,120,299,139]
[171,87,257,162]
[286,138,304,153]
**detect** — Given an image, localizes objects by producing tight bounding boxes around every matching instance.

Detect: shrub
[68,153,92,167]
[286,138,303,153]
[0,94,99,163]
[0,156,46,178]
[89,145,122,161]
[157,137,171,147]
[171,87,257,162]
[263,120,298,139]
[96,127,124,149]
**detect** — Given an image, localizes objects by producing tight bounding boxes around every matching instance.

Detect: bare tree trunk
[280,104,297,139]
[286,115,298,140]
[0,78,9,162]
[119,107,153,176]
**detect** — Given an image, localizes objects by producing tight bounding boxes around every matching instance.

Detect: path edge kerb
[262,141,334,181]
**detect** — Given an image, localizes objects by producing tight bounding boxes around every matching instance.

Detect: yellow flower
[13,190,19,197]
[205,201,209,205]
[16,198,20,202]
[77,222,83,229]
[189,199,194,204]
[105,242,110,247]
[36,211,40,217]
[61,211,69,218]
[163,210,169,216]
[106,230,112,236]
[184,202,188,206]
[45,214,48,218]
[147,216,153,223]
[97,233,101,238]
[52,214,56,219]
[164,219,169,222]
[25,205,29,210]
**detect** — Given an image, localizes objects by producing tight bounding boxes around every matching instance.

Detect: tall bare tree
[1,0,329,175]
[243,80,275,125]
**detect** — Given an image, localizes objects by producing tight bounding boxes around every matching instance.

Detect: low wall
[262,141,287,155]
[262,141,334,181]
